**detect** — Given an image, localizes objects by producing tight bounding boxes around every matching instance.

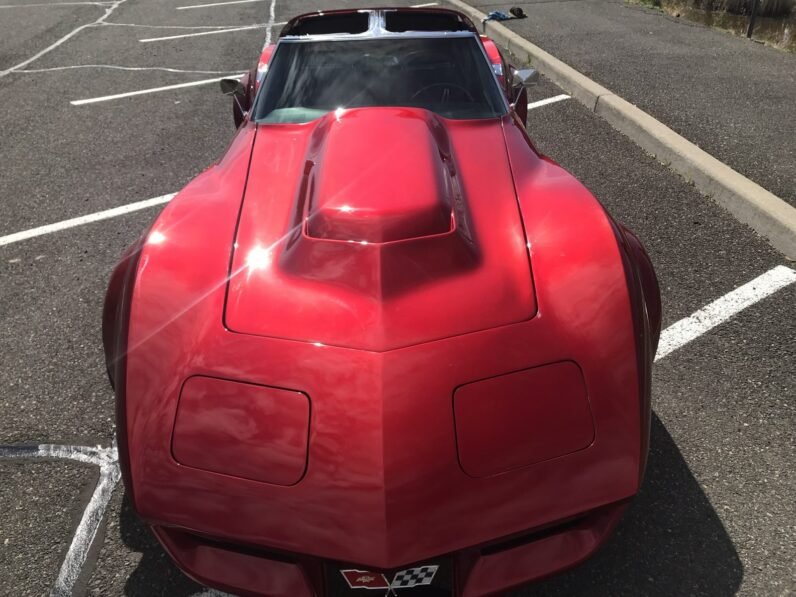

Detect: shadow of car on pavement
[118,494,202,597]
[510,415,743,596]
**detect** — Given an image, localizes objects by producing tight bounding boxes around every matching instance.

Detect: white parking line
[655,265,796,361]
[70,74,242,105]
[527,94,570,110]
[263,0,276,47]
[103,22,251,29]
[411,2,440,6]
[177,0,265,10]
[0,193,175,247]
[0,2,112,7]
[139,24,271,43]
[19,64,241,74]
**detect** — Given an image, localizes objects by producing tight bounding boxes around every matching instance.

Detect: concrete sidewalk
[467,0,795,207]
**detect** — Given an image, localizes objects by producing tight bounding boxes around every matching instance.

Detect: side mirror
[510,67,539,107]
[512,67,539,88]
[221,78,248,127]
[220,78,246,98]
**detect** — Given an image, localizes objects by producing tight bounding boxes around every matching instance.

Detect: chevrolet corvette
[103,7,661,596]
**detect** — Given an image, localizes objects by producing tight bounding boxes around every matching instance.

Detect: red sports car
[103,7,661,596]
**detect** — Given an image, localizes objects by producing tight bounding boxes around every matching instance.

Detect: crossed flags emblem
[341,565,439,594]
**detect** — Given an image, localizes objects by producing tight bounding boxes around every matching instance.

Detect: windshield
[254,36,507,124]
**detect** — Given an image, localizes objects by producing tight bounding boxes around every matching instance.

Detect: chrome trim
[368,8,382,32]
[279,31,479,42]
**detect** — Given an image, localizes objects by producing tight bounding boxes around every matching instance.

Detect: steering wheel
[410,83,476,103]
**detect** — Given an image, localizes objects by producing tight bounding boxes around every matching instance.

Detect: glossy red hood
[225,108,536,351]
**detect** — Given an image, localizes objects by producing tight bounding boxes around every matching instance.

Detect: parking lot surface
[468,0,796,206]
[0,1,794,595]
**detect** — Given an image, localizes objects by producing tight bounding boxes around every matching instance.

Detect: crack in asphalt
[0,0,129,80]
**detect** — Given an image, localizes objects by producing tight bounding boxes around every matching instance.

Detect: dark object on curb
[483,7,527,22]
[484,10,512,21]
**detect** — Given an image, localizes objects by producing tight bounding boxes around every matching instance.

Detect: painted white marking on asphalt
[527,94,571,110]
[411,2,440,7]
[0,443,120,597]
[56,463,119,595]
[177,0,264,10]
[19,64,241,74]
[102,21,252,29]
[0,2,112,7]
[70,74,243,105]
[655,265,796,361]
[0,0,127,79]
[263,0,276,47]
[0,193,175,247]
[139,24,269,42]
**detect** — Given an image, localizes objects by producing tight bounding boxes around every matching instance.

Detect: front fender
[102,234,147,389]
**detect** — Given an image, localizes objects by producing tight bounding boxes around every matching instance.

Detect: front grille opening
[480,515,588,556]
[182,529,298,564]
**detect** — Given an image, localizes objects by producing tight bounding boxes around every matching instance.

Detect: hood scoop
[277,109,474,301]
[306,110,453,243]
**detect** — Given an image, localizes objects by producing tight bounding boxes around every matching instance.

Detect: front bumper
[153,500,628,597]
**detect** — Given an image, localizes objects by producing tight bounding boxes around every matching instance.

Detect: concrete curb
[446,0,796,259]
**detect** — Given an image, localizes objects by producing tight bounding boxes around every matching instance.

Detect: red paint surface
[104,9,661,596]
[481,36,508,92]
[172,376,310,486]
[306,111,451,243]
[454,362,594,478]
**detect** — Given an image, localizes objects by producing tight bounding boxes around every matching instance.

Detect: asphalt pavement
[468,0,796,206]
[0,1,794,595]
[0,460,98,596]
